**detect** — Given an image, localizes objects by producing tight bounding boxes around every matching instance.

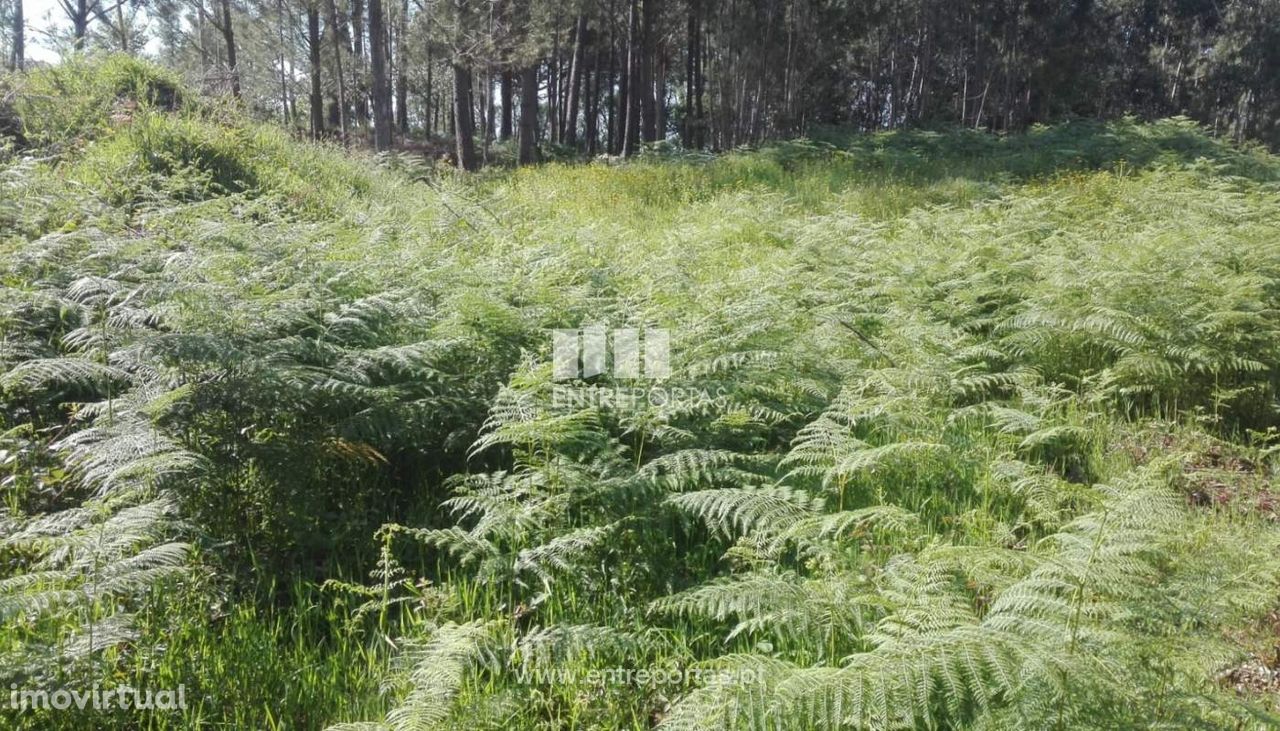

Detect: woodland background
[2,0,1279,164]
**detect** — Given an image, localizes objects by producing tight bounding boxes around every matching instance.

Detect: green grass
[2,57,1280,730]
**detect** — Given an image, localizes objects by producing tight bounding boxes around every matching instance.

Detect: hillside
[3,58,1280,730]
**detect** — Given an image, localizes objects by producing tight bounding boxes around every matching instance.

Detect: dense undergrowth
[3,56,1280,730]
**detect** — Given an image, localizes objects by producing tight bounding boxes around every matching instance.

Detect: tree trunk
[277,0,290,124]
[683,0,694,147]
[585,45,602,154]
[564,13,588,147]
[500,71,514,140]
[518,63,539,165]
[485,68,495,142]
[351,0,363,56]
[548,25,560,144]
[328,0,349,143]
[352,0,368,126]
[606,0,617,153]
[479,67,492,162]
[425,43,433,134]
[115,1,128,52]
[220,0,240,96]
[72,0,88,50]
[640,0,657,142]
[395,0,409,133]
[621,0,640,156]
[308,3,324,139]
[11,0,23,71]
[654,49,666,141]
[368,0,392,149]
[453,64,477,170]
[694,0,704,149]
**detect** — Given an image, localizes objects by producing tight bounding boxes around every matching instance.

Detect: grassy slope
[2,57,1280,729]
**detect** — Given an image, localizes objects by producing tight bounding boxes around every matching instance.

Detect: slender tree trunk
[548,25,560,144]
[654,48,666,141]
[564,13,588,148]
[485,68,495,141]
[694,2,705,149]
[621,0,640,156]
[351,0,363,57]
[499,71,514,140]
[606,0,617,153]
[11,0,24,70]
[72,0,88,50]
[781,1,793,131]
[582,66,594,153]
[114,1,128,53]
[453,64,477,170]
[328,0,349,143]
[368,0,392,149]
[425,43,433,134]
[640,0,657,142]
[480,68,493,163]
[277,0,290,123]
[219,0,240,96]
[308,3,325,139]
[352,0,368,126]
[395,0,409,133]
[684,0,695,147]
[518,63,539,165]
[586,44,602,154]
[193,7,208,68]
